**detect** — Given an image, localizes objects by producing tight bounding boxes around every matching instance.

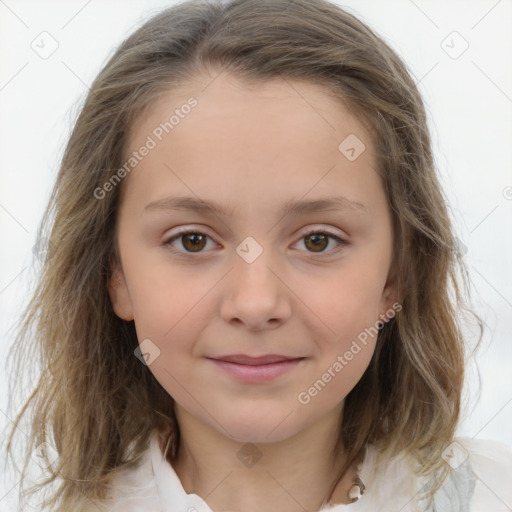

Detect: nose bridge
[233,234,279,298]
[219,235,291,329]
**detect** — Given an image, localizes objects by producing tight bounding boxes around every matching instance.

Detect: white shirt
[85,429,512,511]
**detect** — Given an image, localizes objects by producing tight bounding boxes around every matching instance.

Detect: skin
[108,72,397,511]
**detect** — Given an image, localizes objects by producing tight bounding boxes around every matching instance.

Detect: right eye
[163,229,219,254]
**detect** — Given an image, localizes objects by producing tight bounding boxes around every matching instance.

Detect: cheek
[121,255,216,386]
[128,285,209,405]
[297,299,378,413]
[300,260,387,390]
[305,266,385,343]
[124,249,214,336]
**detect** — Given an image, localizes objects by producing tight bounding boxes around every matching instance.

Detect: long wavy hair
[3,0,482,510]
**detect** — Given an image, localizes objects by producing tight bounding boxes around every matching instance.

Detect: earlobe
[379,292,397,322]
[108,267,134,321]
[379,271,399,321]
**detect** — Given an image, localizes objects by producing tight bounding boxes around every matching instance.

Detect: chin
[216,407,304,444]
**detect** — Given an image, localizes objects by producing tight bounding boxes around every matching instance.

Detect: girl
[4,0,511,510]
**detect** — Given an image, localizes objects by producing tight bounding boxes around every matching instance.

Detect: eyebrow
[144,195,368,218]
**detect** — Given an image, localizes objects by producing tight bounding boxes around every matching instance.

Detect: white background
[1,0,511,510]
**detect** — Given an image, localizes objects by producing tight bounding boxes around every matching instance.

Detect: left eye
[163,229,347,257]
[295,230,346,256]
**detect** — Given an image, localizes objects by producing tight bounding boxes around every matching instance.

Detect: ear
[379,263,399,320]
[108,266,134,321]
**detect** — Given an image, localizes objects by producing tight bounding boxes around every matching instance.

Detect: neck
[167,403,357,512]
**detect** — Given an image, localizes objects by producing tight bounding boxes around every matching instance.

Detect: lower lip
[208,358,304,382]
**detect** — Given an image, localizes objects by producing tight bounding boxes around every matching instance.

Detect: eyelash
[162,228,348,259]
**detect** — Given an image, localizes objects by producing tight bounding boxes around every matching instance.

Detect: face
[108,73,397,444]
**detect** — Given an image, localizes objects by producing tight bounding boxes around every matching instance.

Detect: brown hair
[3,0,481,509]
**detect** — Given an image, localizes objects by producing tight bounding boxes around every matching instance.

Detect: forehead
[121,73,382,214]
[129,72,371,148]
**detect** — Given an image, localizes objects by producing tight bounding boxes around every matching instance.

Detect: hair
[3,0,483,510]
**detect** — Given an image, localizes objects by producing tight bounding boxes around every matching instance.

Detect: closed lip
[206,354,304,365]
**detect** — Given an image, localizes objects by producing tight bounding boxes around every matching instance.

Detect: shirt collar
[149,428,382,511]
[150,429,214,512]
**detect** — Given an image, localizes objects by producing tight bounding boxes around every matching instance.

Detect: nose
[219,249,292,331]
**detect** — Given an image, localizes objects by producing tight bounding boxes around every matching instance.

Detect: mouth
[206,354,305,382]
[208,354,303,365]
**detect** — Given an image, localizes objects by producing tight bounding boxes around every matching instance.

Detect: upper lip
[208,354,303,365]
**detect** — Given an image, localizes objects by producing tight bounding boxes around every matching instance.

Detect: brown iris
[304,233,329,252]
[181,233,207,252]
